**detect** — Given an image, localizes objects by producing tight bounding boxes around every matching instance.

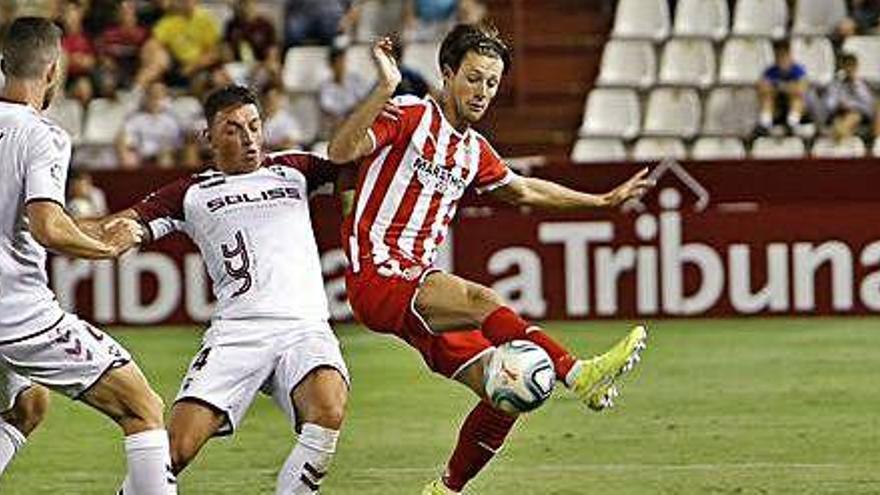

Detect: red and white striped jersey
[343,95,514,272]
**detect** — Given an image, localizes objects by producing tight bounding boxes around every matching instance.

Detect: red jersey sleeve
[131,175,196,241]
[269,150,339,195]
[366,95,427,153]
[473,136,514,194]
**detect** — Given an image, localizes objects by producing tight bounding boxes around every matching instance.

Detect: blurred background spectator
[284,0,351,48]
[137,0,221,89]
[115,81,183,169]
[824,53,875,141]
[96,0,150,88]
[838,0,880,37]
[319,45,371,136]
[67,170,109,219]
[757,40,809,135]
[223,0,282,90]
[390,36,433,98]
[262,83,304,151]
[60,0,96,83]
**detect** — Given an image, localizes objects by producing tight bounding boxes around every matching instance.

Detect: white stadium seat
[792,37,835,86]
[674,0,730,40]
[169,96,205,132]
[355,0,404,42]
[702,87,760,137]
[842,37,880,85]
[403,41,443,90]
[289,93,321,144]
[46,98,83,144]
[346,44,378,87]
[570,138,627,163]
[200,2,233,30]
[82,98,129,145]
[733,0,788,38]
[658,39,716,88]
[579,88,641,139]
[643,88,701,138]
[812,136,867,159]
[283,46,332,92]
[612,0,670,41]
[792,0,848,35]
[691,137,747,160]
[751,136,807,159]
[875,139,880,158]
[719,38,774,85]
[597,40,656,89]
[632,137,687,162]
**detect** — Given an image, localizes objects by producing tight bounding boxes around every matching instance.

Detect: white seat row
[571,136,874,163]
[613,0,847,41]
[282,41,443,93]
[598,37,838,89]
[580,87,760,139]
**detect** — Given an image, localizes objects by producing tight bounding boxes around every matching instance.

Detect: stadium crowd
[0,0,486,171]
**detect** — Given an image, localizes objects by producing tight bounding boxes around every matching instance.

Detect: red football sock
[442,401,517,492]
[481,306,577,381]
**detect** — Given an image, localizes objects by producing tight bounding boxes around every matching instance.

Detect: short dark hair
[438,23,511,76]
[203,85,261,126]
[1,17,62,79]
[772,40,791,55]
[840,52,859,66]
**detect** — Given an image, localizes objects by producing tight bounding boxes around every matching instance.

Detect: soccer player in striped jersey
[328,24,654,494]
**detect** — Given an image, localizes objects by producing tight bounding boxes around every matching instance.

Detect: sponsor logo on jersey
[411,154,466,195]
[206,187,302,212]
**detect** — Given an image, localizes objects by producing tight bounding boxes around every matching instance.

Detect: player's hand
[380,101,402,120]
[605,167,655,207]
[372,36,402,93]
[102,218,144,256]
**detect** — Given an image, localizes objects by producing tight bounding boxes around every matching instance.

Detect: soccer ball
[484,341,556,414]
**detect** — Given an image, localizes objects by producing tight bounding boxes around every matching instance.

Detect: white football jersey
[0,99,71,341]
[133,151,338,324]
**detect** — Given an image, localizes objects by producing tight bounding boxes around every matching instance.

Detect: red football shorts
[345,261,494,378]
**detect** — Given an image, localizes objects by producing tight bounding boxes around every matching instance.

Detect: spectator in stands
[223,0,282,88]
[262,84,304,151]
[60,0,96,81]
[115,81,184,169]
[757,40,809,134]
[825,53,876,141]
[838,0,880,37]
[68,74,94,108]
[84,0,120,36]
[67,170,109,219]
[97,0,150,87]
[390,36,432,98]
[137,0,171,28]
[136,0,221,89]
[284,0,351,48]
[318,45,371,135]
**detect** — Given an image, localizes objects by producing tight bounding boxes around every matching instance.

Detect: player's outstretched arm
[26,202,143,259]
[489,167,654,211]
[327,37,402,164]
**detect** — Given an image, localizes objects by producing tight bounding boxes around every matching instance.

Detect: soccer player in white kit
[111,86,350,494]
[0,17,177,494]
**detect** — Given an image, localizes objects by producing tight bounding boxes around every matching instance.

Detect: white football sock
[276,423,339,495]
[123,429,177,495]
[0,421,25,474]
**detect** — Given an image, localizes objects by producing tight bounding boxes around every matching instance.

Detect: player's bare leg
[165,400,225,475]
[83,363,177,494]
[423,354,519,494]
[416,271,647,410]
[276,367,348,495]
[0,385,50,474]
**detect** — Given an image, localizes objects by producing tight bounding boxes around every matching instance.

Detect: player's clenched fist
[102,218,144,255]
[372,36,402,93]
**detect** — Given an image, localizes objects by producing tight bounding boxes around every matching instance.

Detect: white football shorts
[175,319,349,436]
[0,313,131,411]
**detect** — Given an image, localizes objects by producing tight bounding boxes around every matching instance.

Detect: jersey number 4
[221,230,253,297]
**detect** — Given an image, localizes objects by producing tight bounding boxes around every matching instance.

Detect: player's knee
[7,386,50,436]
[467,284,502,312]
[122,389,165,431]
[168,432,197,474]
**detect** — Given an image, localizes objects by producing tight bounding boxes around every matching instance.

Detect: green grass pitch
[4,319,880,494]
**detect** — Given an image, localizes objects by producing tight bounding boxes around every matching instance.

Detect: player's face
[209,103,264,174]
[446,51,504,125]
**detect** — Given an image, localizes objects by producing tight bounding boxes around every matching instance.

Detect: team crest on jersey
[411,154,466,196]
